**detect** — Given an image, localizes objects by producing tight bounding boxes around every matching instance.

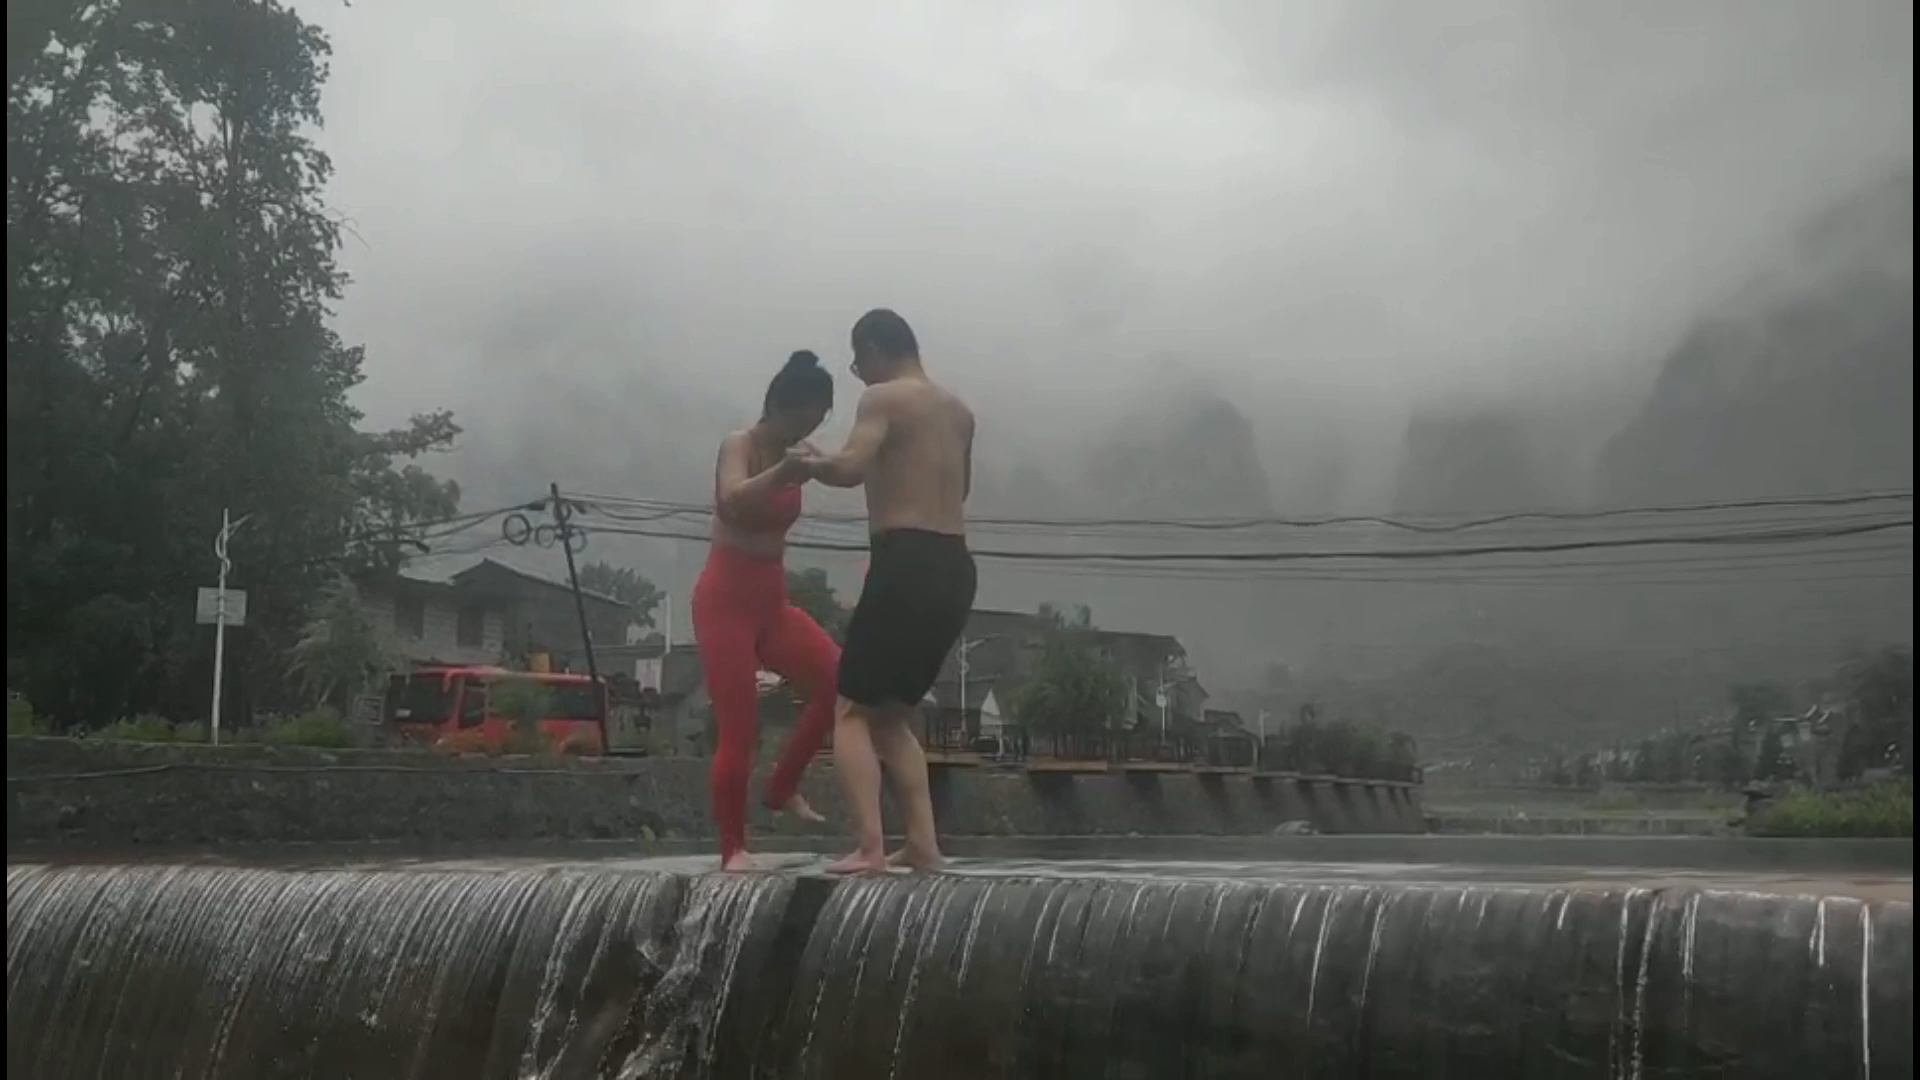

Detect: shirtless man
[791,308,976,873]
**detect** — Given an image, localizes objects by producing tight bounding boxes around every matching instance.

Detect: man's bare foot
[824,849,889,874]
[720,852,754,873]
[887,844,946,872]
[772,793,827,824]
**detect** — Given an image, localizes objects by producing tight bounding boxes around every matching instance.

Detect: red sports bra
[714,475,803,535]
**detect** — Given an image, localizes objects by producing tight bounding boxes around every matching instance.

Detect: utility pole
[1156,663,1170,741]
[549,483,609,752]
[205,509,251,746]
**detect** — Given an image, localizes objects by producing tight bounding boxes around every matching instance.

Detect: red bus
[382,666,608,754]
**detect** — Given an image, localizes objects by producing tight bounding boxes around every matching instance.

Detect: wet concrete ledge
[5,859,1910,1078]
[5,736,1426,849]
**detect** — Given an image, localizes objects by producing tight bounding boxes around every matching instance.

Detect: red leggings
[690,544,841,862]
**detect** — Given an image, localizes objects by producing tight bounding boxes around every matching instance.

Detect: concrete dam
[6,851,1910,1078]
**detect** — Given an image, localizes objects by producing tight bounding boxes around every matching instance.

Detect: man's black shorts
[838,528,977,709]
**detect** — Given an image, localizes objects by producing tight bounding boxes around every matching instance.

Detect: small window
[457,683,488,729]
[396,595,426,640]
[456,604,485,648]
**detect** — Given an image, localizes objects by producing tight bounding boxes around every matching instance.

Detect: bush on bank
[11,696,362,750]
[1748,783,1914,838]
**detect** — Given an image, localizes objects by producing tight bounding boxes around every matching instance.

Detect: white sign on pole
[195,587,248,627]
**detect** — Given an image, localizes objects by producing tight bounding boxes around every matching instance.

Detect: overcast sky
[300,0,1912,431]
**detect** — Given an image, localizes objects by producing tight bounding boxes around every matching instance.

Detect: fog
[300,0,1913,739]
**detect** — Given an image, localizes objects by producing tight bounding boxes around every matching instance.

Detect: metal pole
[1158,664,1169,740]
[549,483,609,753]
[210,508,231,746]
[958,638,969,736]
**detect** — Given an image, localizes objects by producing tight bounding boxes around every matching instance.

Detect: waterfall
[7,862,1910,1078]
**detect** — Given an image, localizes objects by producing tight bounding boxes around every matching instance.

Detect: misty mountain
[1599,165,1915,504]
[1391,409,1552,517]
[1078,384,1276,517]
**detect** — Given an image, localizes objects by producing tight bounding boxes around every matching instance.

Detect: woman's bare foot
[887,844,946,872]
[824,849,889,874]
[772,793,827,824]
[720,851,755,873]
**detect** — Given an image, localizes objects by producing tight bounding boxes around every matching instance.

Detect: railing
[1199,733,1257,769]
[1255,735,1419,781]
[923,713,1030,762]
[1109,731,1197,765]
[919,722,1420,782]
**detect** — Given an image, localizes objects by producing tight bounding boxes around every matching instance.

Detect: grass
[1583,787,1739,814]
[69,708,362,749]
[256,708,359,749]
[1749,783,1914,838]
[96,714,205,743]
[8,696,48,736]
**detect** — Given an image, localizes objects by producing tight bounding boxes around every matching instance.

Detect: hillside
[1600,166,1914,504]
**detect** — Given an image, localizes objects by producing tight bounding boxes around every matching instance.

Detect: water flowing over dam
[6,857,1911,1078]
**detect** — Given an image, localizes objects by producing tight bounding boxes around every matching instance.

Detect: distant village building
[579,606,1208,758]
[361,558,634,673]
[919,608,1205,747]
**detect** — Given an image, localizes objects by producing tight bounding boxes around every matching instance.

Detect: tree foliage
[577,560,661,626]
[1013,603,1127,736]
[1267,708,1418,780]
[7,1,458,726]
[1837,645,1912,779]
[488,677,553,739]
[286,575,396,712]
[785,567,846,641]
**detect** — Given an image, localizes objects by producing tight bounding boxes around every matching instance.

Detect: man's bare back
[859,376,974,536]
[797,307,979,875]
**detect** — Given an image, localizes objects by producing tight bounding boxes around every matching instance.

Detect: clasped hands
[777,441,828,482]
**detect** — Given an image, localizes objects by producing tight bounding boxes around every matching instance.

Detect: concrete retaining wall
[5,737,1426,849]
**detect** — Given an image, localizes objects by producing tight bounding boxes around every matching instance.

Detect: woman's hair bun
[785,349,820,371]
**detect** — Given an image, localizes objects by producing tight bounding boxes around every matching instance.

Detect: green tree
[1837,646,1912,778]
[287,575,396,712]
[488,677,554,741]
[577,561,662,627]
[1753,720,1790,783]
[7,1,459,725]
[1013,603,1126,740]
[1726,681,1791,784]
[1014,639,1128,738]
[786,567,846,641]
[1036,601,1093,631]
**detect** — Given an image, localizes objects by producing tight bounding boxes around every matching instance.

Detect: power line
[566,487,1914,534]
[577,517,1911,564]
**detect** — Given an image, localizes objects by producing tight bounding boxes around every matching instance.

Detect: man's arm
[716,433,805,517]
[802,388,891,488]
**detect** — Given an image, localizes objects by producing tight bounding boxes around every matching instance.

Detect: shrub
[260,708,359,749]
[97,714,202,743]
[7,696,47,736]
[1749,783,1913,838]
[488,678,553,738]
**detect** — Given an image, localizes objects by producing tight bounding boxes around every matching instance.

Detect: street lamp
[957,634,1002,751]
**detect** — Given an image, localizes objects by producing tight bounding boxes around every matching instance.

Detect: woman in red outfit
[693,350,842,871]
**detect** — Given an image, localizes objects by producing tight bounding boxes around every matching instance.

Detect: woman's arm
[716,432,805,517]
[801,387,892,488]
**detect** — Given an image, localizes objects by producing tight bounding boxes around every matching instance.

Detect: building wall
[365,590,507,667]
[504,593,632,672]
